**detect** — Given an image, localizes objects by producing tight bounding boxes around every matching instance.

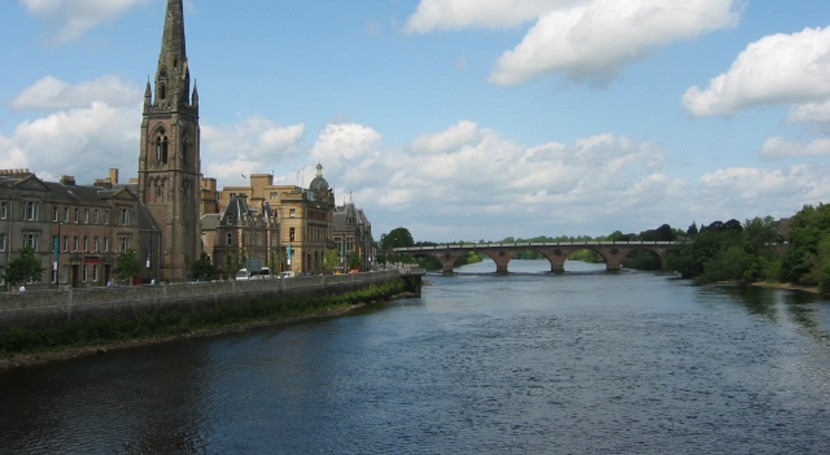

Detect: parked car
[236,268,255,280]
[279,271,295,279]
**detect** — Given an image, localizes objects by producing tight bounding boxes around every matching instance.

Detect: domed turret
[309,162,330,192]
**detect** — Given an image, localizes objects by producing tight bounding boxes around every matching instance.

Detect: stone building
[137,0,202,282]
[201,194,280,277]
[0,169,157,288]
[333,203,374,271]
[218,164,335,275]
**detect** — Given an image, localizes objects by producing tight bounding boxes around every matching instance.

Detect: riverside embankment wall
[0,271,403,331]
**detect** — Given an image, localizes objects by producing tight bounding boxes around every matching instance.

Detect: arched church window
[155,135,169,164]
[182,134,189,165]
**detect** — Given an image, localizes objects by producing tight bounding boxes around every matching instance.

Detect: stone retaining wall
[0,271,402,331]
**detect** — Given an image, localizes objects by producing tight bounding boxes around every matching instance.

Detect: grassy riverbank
[0,280,407,368]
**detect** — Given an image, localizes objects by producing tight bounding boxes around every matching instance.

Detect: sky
[1,0,829,242]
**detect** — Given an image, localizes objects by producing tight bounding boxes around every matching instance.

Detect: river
[1,260,829,454]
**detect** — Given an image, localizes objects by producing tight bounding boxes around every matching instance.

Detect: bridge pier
[482,250,511,274]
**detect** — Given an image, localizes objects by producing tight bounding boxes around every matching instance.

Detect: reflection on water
[1,260,829,454]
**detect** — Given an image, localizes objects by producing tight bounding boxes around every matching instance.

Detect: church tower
[138,0,201,281]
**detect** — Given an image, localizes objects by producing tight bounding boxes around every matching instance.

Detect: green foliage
[191,253,219,281]
[2,246,45,288]
[347,254,365,271]
[781,204,830,286]
[377,227,417,264]
[380,227,414,250]
[323,249,340,273]
[113,249,141,282]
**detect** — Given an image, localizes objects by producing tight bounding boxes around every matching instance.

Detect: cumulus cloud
[10,75,141,111]
[788,100,830,126]
[13,102,140,182]
[683,26,830,117]
[405,0,571,32]
[3,76,141,183]
[200,116,306,186]
[491,0,739,85]
[697,165,829,209]
[760,137,830,160]
[21,0,151,43]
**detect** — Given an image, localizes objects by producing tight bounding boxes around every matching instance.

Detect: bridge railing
[392,240,676,252]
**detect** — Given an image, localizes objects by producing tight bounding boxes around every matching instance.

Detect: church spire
[154,0,190,108]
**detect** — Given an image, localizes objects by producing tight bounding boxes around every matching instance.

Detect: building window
[64,207,69,223]
[74,208,80,223]
[23,232,39,250]
[94,236,99,252]
[94,209,100,224]
[0,201,7,219]
[82,265,88,283]
[52,207,59,222]
[84,209,90,224]
[225,232,233,246]
[119,236,130,252]
[92,265,99,283]
[119,208,131,226]
[0,233,6,252]
[63,235,68,252]
[83,236,89,252]
[156,136,169,164]
[104,237,110,252]
[289,208,296,218]
[289,227,295,242]
[73,236,79,252]
[24,201,40,221]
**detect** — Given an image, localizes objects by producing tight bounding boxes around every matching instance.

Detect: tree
[380,227,415,251]
[3,246,45,289]
[347,254,365,271]
[781,204,830,285]
[113,249,141,283]
[323,249,340,273]
[378,227,417,264]
[191,252,219,281]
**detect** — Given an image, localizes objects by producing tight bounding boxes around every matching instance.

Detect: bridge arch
[391,241,674,274]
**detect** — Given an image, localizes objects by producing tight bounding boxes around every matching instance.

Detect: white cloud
[683,26,830,117]
[761,137,830,160]
[13,101,140,183]
[10,75,141,111]
[21,0,151,43]
[405,0,570,33]
[200,116,306,186]
[697,165,829,207]
[490,0,739,85]
[788,100,830,126]
[2,76,142,183]
[0,134,29,170]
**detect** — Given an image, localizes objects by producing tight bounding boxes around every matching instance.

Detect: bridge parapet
[391,241,677,274]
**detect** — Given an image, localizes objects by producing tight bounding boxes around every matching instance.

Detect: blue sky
[1,0,829,242]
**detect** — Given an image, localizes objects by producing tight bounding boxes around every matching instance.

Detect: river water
[1,260,829,454]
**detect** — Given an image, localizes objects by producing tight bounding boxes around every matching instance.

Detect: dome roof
[309,163,329,191]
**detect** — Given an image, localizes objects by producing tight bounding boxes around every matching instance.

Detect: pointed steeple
[191,80,199,107]
[144,77,152,105]
[154,0,190,108]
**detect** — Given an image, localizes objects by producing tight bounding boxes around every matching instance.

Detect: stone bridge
[392,241,676,274]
